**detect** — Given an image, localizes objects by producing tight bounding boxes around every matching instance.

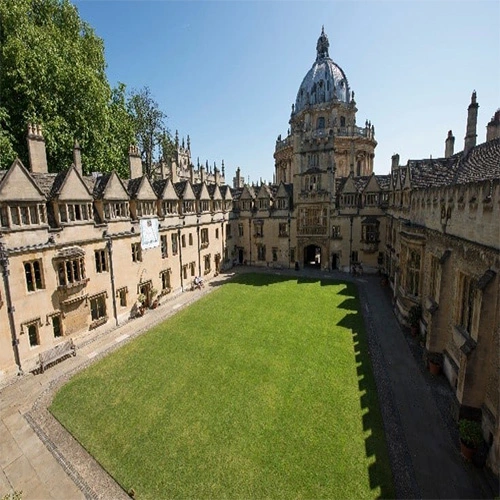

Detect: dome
[294,27,350,114]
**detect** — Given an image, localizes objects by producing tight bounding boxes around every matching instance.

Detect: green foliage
[51,274,394,499]
[1,491,23,500]
[459,419,483,448]
[0,0,135,174]
[128,86,171,178]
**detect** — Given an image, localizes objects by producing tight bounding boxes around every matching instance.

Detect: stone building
[0,126,233,380]
[0,26,498,477]
[234,27,386,274]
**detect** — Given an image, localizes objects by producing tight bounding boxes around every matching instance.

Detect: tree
[0,0,135,174]
[128,87,171,178]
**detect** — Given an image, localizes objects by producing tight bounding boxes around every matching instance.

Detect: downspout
[106,236,118,326]
[178,228,184,290]
[0,243,23,374]
[197,218,201,276]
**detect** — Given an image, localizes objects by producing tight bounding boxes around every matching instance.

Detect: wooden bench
[38,339,76,373]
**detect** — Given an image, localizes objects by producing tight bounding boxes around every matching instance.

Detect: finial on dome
[316,26,329,61]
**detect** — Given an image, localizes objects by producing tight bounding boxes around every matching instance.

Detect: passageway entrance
[304,245,321,268]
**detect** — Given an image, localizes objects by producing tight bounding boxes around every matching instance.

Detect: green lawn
[50,273,394,499]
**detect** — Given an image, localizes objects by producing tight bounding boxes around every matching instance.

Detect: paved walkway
[0,268,497,499]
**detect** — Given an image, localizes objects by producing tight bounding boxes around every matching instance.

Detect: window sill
[90,316,108,330]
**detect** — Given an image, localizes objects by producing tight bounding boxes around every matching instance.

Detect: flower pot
[460,440,476,460]
[428,360,441,376]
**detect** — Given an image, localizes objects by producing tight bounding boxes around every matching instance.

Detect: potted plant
[427,352,442,376]
[150,288,159,309]
[408,304,422,336]
[459,419,483,460]
[136,293,146,316]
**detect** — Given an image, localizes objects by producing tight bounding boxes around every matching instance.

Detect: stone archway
[304,244,321,268]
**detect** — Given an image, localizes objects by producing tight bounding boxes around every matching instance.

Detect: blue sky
[75,0,499,183]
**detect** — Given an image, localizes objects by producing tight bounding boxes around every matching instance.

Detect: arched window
[340,116,346,127]
[317,116,325,129]
[357,160,362,177]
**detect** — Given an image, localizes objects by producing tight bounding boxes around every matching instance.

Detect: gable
[363,174,380,193]
[198,183,211,200]
[275,182,289,198]
[256,185,271,199]
[161,180,179,201]
[58,167,92,201]
[222,186,233,201]
[240,185,255,200]
[0,159,46,202]
[210,185,222,200]
[182,182,196,200]
[341,176,357,194]
[135,177,157,200]
[103,172,129,201]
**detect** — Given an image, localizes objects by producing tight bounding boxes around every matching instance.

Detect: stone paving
[0,267,498,499]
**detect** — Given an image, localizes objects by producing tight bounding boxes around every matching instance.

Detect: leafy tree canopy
[128,86,175,179]
[0,0,135,176]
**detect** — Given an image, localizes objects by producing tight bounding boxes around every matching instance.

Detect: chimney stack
[444,130,455,158]
[464,91,479,156]
[27,123,48,173]
[486,110,500,142]
[391,154,400,171]
[234,167,241,189]
[128,145,143,179]
[73,140,83,175]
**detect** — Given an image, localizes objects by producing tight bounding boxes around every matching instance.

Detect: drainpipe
[0,243,23,374]
[221,218,225,271]
[197,218,201,276]
[349,216,353,273]
[248,217,252,265]
[288,213,291,269]
[178,228,184,290]
[106,236,118,326]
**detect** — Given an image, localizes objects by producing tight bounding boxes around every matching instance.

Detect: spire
[316,26,329,61]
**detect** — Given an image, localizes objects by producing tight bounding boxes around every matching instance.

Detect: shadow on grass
[213,271,345,289]
[337,309,395,499]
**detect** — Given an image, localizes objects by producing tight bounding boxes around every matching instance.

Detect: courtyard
[49,273,394,499]
[0,268,496,499]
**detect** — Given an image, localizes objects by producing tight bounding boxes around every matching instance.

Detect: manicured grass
[50,273,394,499]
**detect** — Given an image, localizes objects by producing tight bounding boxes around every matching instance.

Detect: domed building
[269,27,384,271]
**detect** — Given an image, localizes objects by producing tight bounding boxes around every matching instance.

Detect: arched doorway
[304,244,321,268]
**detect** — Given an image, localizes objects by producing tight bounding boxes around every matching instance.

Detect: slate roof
[406,138,500,190]
[152,178,168,198]
[127,177,143,198]
[173,180,188,198]
[93,173,112,198]
[375,175,391,190]
[31,173,58,197]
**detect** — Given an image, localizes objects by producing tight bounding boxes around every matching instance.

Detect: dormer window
[1,203,47,228]
[200,200,210,212]
[366,193,379,206]
[162,201,178,215]
[59,202,92,223]
[242,200,252,211]
[258,199,268,210]
[104,202,129,220]
[183,200,195,214]
[276,198,288,210]
[136,201,155,217]
[213,200,222,212]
